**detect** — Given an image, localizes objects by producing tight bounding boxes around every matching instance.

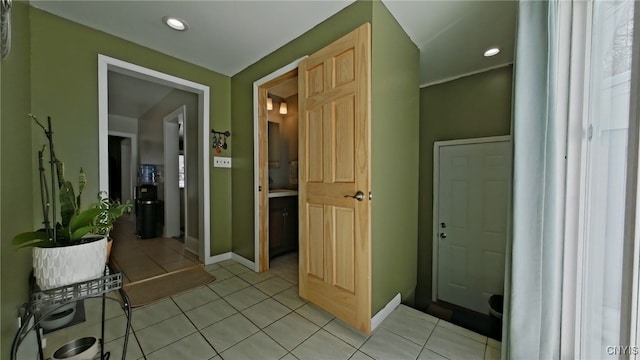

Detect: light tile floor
[43,253,501,360]
[109,216,198,285]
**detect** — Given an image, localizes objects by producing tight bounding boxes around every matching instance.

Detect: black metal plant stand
[11,266,132,360]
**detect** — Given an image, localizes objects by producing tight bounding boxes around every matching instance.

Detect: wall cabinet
[269,196,298,259]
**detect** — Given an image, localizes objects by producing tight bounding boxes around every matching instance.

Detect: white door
[436,139,510,314]
[163,106,185,238]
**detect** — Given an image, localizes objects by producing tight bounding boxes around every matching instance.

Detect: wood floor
[109,215,200,285]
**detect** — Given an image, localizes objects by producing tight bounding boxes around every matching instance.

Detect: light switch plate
[213,156,232,168]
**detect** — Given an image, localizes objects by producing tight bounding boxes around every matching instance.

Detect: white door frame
[252,56,307,272]
[107,131,137,204]
[431,135,512,302]
[98,54,214,265]
[163,105,185,238]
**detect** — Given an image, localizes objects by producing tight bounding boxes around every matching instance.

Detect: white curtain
[575,0,634,357]
[504,1,570,359]
[505,0,637,359]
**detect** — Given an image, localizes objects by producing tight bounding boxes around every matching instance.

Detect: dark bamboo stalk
[37,146,51,238]
[46,116,57,243]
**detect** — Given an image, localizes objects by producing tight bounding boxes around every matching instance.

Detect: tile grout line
[420,319,452,360]
[205,261,316,359]
[172,295,223,359]
[134,311,200,358]
[138,291,224,359]
[196,271,289,358]
[124,255,497,360]
[436,320,490,345]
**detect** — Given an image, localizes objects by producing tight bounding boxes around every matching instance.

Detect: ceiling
[269,77,299,100]
[108,72,174,118]
[32,1,517,118]
[383,0,517,85]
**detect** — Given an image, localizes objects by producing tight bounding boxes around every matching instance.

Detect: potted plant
[12,115,107,290]
[91,191,132,260]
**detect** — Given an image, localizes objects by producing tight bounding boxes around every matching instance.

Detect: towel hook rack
[211,129,231,137]
[211,129,231,153]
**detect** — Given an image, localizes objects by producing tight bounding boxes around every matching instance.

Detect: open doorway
[107,134,135,204]
[98,55,214,276]
[254,58,304,272]
[108,135,124,202]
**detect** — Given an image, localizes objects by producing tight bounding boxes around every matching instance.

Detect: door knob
[439,233,447,239]
[344,191,365,201]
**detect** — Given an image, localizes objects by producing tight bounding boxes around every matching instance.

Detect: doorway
[163,105,186,242]
[107,131,137,204]
[254,58,305,272]
[432,136,511,315]
[98,54,213,265]
[108,135,124,202]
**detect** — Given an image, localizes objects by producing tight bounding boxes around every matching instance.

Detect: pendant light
[279,101,288,115]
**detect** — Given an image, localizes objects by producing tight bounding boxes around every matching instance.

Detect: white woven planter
[33,236,107,290]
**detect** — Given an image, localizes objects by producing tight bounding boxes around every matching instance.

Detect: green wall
[370,1,420,313]
[230,0,374,259]
[29,8,232,257]
[415,65,513,310]
[1,1,34,354]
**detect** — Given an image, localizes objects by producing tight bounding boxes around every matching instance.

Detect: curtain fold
[506,0,638,357]
[504,1,570,358]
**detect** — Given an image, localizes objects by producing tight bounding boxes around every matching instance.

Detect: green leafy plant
[12,115,102,249]
[91,191,132,237]
[12,171,102,248]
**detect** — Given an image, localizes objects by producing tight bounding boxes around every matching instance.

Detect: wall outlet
[213,156,232,168]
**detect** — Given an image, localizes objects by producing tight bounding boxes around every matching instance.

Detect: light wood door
[437,140,510,314]
[298,23,372,333]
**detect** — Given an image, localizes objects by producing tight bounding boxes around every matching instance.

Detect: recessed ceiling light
[162,16,189,31]
[484,47,500,57]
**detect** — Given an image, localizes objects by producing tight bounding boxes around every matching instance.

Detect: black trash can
[136,200,159,239]
[488,295,503,340]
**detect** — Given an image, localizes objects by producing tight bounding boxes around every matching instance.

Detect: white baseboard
[210,252,232,264]
[371,293,401,331]
[231,253,256,270]
[208,252,256,271]
[185,236,199,254]
[185,246,199,257]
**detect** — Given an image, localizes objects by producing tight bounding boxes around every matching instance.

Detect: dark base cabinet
[269,196,298,259]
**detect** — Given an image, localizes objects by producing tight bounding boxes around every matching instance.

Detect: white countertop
[268,189,299,198]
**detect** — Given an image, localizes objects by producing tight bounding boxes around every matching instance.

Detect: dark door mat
[427,301,502,341]
[124,265,216,307]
